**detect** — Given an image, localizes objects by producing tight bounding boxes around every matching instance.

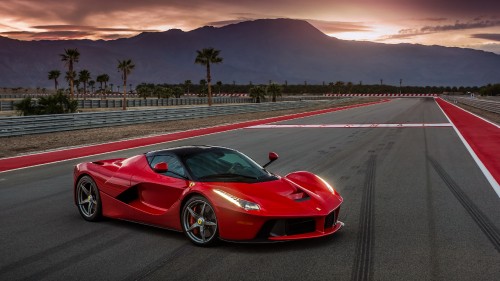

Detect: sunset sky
[0,0,499,53]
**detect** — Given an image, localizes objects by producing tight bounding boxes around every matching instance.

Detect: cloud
[100,33,134,40]
[205,19,254,27]
[307,19,372,33]
[31,25,159,33]
[204,12,286,27]
[0,31,31,36]
[413,17,448,22]
[0,22,17,29]
[471,33,500,42]
[0,30,93,40]
[381,19,500,40]
[0,24,160,40]
[421,20,500,32]
[206,17,372,34]
[481,44,500,54]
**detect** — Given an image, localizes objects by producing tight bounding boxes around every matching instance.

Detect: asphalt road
[1,98,499,281]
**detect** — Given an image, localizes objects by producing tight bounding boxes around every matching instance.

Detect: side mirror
[263,152,279,168]
[153,162,168,173]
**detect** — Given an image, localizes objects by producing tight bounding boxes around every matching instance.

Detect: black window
[181,148,277,182]
[149,154,187,179]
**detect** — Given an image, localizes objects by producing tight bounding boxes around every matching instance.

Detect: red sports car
[74,145,343,246]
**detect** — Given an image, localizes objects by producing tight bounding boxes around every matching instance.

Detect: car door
[130,154,189,212]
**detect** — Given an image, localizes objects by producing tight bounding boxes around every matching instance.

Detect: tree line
[131,82,499,96]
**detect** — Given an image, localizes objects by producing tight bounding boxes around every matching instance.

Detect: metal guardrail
[0,97,252,112]
[0,99,350,137]
[480,96,500,102]
[0,96,343,112]
[442,96,500,114]
[0,93,142,99]
[77,97,253,109]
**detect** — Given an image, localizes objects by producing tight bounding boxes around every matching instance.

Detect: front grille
[270,218,316,236]
[280,218,316,236]
[324,210,336,229]
[257,218,316,238]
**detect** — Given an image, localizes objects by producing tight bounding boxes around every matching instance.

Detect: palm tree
[249,86,266,103]
[347,82,353,94]
[96,75,104,90]
[334,81,345,94]
[65,71,76,92]
[48,70,61,91]
[173,86,183,98]
[199,79,207,97]
[60,48,80,99]
[216,81,223,95]
[266,83,282,102]
[74,79,81,99]
[102,74,110,90]
[88,80,95,94]
[78,70,91,100]
[184,80,192,95]
[96,75,104,99]
[96,74,110,99]
[117,59,135,110]
[195,48,223,106]
[102,74,110,99]
[136,83,152,100]
[153,85,173,99]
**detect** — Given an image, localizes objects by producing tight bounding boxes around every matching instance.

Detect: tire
[181,196,219,246]
[76,175,102,222]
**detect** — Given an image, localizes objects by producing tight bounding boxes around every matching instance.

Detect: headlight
[214,189,260,211]
[317,176,336,195]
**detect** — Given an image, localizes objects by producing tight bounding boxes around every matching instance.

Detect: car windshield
[181,148,276,182]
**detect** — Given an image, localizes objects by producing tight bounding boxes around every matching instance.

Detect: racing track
[1,98,499,280]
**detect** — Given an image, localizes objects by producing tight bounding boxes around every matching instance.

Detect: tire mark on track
[351,155,377,281]
[174,249,229,280]
[122,243,193,281]
[1,190,67,212]
[428,157,500,252]
[423,125,439,279]
[0,226,111,275]
[21,232,134,281]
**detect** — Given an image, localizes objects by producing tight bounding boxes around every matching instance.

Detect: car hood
[199,176,342,216]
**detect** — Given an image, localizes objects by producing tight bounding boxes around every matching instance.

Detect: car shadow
[84,215,349,252]
[218,230,348,253]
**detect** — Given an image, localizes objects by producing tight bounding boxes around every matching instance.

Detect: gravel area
[0,99,380,158]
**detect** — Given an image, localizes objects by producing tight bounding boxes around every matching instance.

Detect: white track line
[247,123,452,129]
[434,98,500,198]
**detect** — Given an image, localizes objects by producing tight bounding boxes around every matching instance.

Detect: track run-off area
[0,98,499,280]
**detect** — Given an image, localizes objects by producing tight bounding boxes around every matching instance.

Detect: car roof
[145,145,234,158]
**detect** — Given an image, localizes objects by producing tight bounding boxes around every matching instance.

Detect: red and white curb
[247,123,452,129]
[324,93,439,97]
[435,98,500,198]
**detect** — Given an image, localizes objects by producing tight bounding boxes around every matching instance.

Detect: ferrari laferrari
[74,145,343,246]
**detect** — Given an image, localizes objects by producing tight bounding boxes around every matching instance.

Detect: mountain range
[1,18,499,88]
